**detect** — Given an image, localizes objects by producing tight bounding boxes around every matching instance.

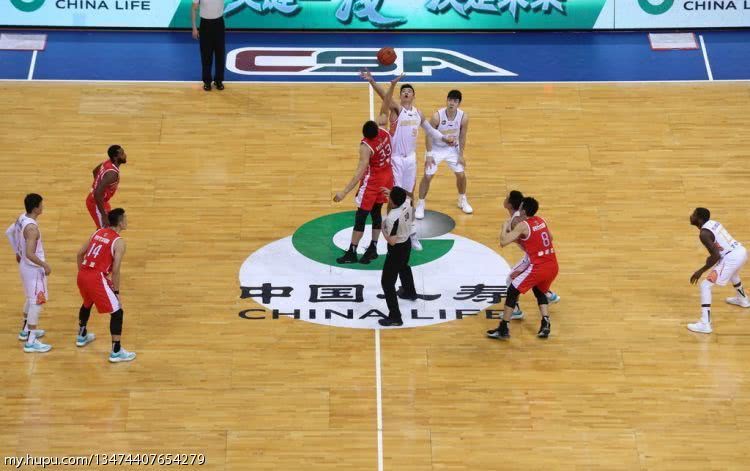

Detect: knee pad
[370,204,383,230]
[533,287,549,305]
[110,309,124,336]
[505,285,520,308]
[354,208,369,232]
[26,301,42,325]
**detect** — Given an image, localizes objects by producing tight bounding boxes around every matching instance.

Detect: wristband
[425,151,434,159]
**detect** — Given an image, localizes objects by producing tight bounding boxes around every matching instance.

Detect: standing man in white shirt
[5,193,52,353]
[379,187,418,327]
[192,0,226,91]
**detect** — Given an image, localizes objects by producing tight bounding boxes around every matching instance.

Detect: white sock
[28,330,37,344]
[701,305,711,324]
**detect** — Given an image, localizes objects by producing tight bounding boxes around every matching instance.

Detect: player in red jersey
[488,197,559,340]
[333,75,402,265]
[75,208,135,363]
[86,145,127,228]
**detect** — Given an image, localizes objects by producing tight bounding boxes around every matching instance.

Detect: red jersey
[360,128,393,181]
[91,160,120,202]
[518,216,557,266]
[81,228,121,275]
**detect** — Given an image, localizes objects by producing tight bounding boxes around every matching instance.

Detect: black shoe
[359,247,378,264]
[214,81,224,91]
[378,317,403,327]
[336,251,358,264]
[538,318,551,339]
[397,286,418,300]
[486,321,510,340]
[203,82,211,91]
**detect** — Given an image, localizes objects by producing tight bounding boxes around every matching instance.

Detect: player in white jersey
[416,90,473,218]
[688,207,749,334]
[4,193,52,353]
[503,190,560,320]
[360,70,455,250]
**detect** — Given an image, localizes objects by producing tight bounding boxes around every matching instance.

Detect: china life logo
[238,211,512,330]
[11,0,45,12]
[638,0,675,14]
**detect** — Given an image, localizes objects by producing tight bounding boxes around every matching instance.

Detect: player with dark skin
[91,147,127,228]
[689,208,723,285]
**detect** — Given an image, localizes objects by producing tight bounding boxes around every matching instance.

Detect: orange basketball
[377,47,397,66]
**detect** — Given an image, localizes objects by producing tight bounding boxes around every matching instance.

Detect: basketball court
[1,28,750,470]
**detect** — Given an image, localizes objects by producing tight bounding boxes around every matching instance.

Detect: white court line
[699,35,714,82]
[27,50,37,81]
[369,81,384,471]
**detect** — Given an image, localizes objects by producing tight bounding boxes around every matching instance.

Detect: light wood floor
[1,81,749,470]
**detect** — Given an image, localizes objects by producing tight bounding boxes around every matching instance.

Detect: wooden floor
[1,81,750,470]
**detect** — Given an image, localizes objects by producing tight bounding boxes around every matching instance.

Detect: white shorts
[425,148,464,176]
[392,152,417,192]
[20,263,48,305]
[708,246,748,286]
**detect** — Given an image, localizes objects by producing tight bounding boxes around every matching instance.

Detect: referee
[191,0,226,91]
[379,187,418,327]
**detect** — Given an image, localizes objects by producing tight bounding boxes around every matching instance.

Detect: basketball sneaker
[18,329,44,341]
[687,321,712,334]
[23,339,52,353]
[547,292,561,304]
[336,250,358,264]
[109,348,136,363]
[538,317,551,338]
[726,296,750,308]
[458,195,473,214]
[378,317,403,327]
[510,304,524,320]
[76,333,96,347]
[397,286,418,301]
[359,246,378,264]
[411,237,423,251]
[415,200,426,220]
[486,321,510,339]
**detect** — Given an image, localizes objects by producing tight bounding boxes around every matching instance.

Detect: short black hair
[400,84,414,94]
[695,207,710,222]
[508,190,524,211]
[447,89,462,102]
[108,145,122,160]
[108,208,125,227]
[390,187,407,207]
[521,197,539,217]
[362,120,379,139]
[24,193,43,213]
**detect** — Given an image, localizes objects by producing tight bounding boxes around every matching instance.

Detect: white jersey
[433,107,464,149]
[390,106,421,157]
[702,220,741,257]
[7,213,45,269]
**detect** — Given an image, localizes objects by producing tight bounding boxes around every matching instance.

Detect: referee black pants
[199,17,225,84]
[381,240,416,321]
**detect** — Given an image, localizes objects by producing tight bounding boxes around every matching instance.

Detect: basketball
[377,47,397,66]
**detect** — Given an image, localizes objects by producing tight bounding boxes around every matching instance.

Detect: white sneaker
[510,305,524,320]
[726,296,750,308]
[18,329,45,341]
[415,200,425,220]
[687,321,713,334]
[109,348,136,363]
[23,339,52,353]
[458,196,473,214]
[546,292,561,304]
[411,237,423,251]
[76,333,96,347]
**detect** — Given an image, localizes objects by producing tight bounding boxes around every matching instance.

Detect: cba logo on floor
[238,211,511,329]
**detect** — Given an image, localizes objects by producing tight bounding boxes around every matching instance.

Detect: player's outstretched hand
[359,69,374,83]
[390,74,406,85]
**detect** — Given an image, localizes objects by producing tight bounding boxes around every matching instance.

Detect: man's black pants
[199,17,225,84]
[381,240,416,321]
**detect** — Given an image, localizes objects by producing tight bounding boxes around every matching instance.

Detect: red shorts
[354,173,393,211]
[77,269,121,314]
[512,261,559,294]
[85,193,110,229]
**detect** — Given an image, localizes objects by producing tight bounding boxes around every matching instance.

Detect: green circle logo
[11,0,45,12]
[638,0,674,15]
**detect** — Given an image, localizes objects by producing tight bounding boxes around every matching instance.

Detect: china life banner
[2,0,610,29]
[615,0,750,28]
